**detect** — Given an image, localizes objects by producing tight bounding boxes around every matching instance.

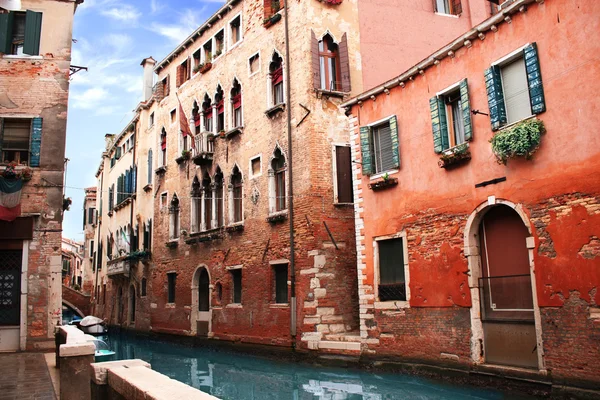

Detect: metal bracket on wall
[296,104,311,127]
[475,177,507,188]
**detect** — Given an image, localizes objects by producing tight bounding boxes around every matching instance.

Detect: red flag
[177,95,195,150]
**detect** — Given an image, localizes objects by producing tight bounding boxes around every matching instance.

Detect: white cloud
[149,9,206,43]
[71,87,109,110]
[150,0,165,14]
[100,4,141,23]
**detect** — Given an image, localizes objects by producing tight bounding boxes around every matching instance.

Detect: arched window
[231,79,242,128]
[215,168,224,228]
[192,101,200,136]
[231,166,243,223]
[271,148,286,212]
[147,149,153,185]
[202,94,212,133]
[202,173,212,230]
[160,129,167,166]
[215,86,225,133]
[169,194,180,240]
[191,177,201,233]
[269,53,284,106]
[319,34,341,91]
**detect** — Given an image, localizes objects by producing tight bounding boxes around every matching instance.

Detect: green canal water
[102,334,536,400]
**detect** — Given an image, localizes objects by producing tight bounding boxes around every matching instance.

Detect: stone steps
[324,332,362,342]
[317,340,361,352]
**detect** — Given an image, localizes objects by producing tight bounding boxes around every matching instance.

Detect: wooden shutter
[29,117,42,167]
[24,11,42,56]
[459,79,473,141]
[147,149,153,184]
[451,0,462,15]
[484,65,507,130]
[132,166,137,192]
[335,146,353,203]
[0,12,14,54]
[359,126,373,176]
[311,31,320,90]
[429,97,448,153]
[339,33,351,93]
[176,65,182,87]
[524,43,546,115]
[389,116,400,169]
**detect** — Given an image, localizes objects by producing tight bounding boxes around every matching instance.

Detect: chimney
[141,57,156,102]
[104,134,115,150]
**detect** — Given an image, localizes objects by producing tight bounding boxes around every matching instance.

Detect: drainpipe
[283,0,296,342]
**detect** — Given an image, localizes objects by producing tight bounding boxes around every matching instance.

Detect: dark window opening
[274,263,288,304]
[215,30,224,57]
[215,86,225,132]
[1,118,31,165]
[160,129,167,166]
[191,177,201,233]
[202,95,213,132]
[231,80,242,128]
[231,269,242,304]
[272,148,286,211]
[203,173,212,230]
[215,169,224,228]
[378,237,406,302]
[249,53,260,74]
[141,278,147,297]
[371,121,396,174]
[167,272,176,303]
[232,166,243,223]
[203,40,213,63]
[230,16,241,44]
[269,53,284,106]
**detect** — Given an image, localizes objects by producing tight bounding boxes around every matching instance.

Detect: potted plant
[368,173,398,191]
[490,118,546,164]
[20,167,33,182]
[193,64,201,74]
[215,49,222,58]
[1,162,18,179]
[63,197,72,211]
[199,61,212,74]
[181,150,191,160]
[219,130,226,138]
[438,143,471,169]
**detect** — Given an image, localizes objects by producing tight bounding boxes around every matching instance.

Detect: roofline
[154,0,241,73]
[341,0,538,109]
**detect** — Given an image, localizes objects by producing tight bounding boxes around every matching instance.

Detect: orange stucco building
[343,0,600,390]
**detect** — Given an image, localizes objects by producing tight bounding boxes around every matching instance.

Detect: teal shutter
[23,10,42,56]
[30,117,42,167]
[484,65,507,130]
[116,147,121,159]
[459,79,473,141]
[430,97,448,153]
[389,116,400,168]
[524,43,545,115]
[0,12,14,54]
[359,126,373,176]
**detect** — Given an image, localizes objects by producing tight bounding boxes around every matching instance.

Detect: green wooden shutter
[24,10,42,56]
[30,117,42,167]
[524,43,546,115]
[389,116,400,168]
[430,96,448,153]
[359,126,373,176]
[0,118,4,157]
[459,79,473,141]
[484,65,507,130]
[0,12,14,54]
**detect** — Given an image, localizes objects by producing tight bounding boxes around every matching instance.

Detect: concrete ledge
[318,341,361,351]
[108,365,219,399]
[58,326,95,357]
[90,359,151,385]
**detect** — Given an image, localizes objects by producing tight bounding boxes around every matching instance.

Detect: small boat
[78,316,108,335]
[87,337,115,362]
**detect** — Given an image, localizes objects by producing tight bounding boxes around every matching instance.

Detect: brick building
[0,0,82,351]
[80,186,96,294]
[61,237,83,289]
[343,0,600,389]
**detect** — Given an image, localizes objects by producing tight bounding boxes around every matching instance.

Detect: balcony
[107,259,130,278]
[192,133,215,166]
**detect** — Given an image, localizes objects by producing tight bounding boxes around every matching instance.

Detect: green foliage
[490,118,546,164]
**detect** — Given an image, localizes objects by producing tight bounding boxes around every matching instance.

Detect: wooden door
[0,250,22,352]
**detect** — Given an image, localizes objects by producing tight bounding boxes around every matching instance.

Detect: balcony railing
[107,260,130,277]
[192,133,215,165]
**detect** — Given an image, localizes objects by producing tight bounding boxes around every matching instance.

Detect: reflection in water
[102,334,533,400]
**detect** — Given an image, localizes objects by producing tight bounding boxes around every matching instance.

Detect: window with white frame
[229,15,242,47]
[202,94,213,133]
[202,172,213,230]
[230,268,242,304]
[231,166,243,223]
[434,0,462,16]
[375,233,409,303]
[149,112,154,128]
[169,195,180,240]
[429,79,473,154]
[248,52,260,76]
[214,168,224,228]
[269,148,286,212]
[215,29,224,58]
[359,116,400,176]
[231,79,242,128]
[160,128,167,166]
[268,53,284,107]
[191,177,201,233]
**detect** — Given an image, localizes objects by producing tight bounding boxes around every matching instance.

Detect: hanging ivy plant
[490,118,546,165]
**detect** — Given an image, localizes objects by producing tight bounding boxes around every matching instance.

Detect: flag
[0,177,22,221]
[177,95,196,150]
[121,229,130,246]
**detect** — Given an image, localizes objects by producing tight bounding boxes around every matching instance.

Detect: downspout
[283,0,296,342]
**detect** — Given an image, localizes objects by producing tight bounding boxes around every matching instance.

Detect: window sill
[266,210,288,223]
[316,89,347,99]
[114,196,133,211]
[225,222,244,232]
[368,177,398,191]
[165,240,178,249]
[2,55,43,60]
[269,303,289,309]
[263,12,282,28]
[374,300,409,310]
[334,202,354,207]
[226,304,243,309]
[165,303,176,309]
[185,228,223,244]
[434,12,460,18]
[223,126,243,139]
[265,103,285,118]
[229,40,242,52]
[143,184,153,192]
[497,114,536,132]
[155,166,167,175]
[369,169,398,181]
[175,154,191,165]
[439,142,471,169]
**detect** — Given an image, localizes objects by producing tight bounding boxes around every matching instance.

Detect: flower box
[199,63,212,74]
[224,126,243,139]
[490,118,546,164]
[266,211,288,223]
[165,240,178,249]
[439,143,471,169]
[155,166,167,175]
[263,13,282,28]
[368,177,398,191]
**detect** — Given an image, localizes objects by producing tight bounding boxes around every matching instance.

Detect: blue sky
[64,0,225,241]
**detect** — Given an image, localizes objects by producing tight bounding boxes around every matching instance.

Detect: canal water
[102,334,536,400]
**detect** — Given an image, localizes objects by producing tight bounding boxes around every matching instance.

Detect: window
[202,95,213,133]
[170,109,176,125]
[160,129,167,166]
[0,10,42,56]
[203,40,213,64]
[191,177,201,233]
[87,207,96,225]
[231,79,242,128]
[215,86,225,132]
[203,173,212,230]
[376,236,408,302]
[485,43,545,130]
[169,195,180,240]
[167,272,176,303]
[269,53,284,106]
[231,166,243,223]
[249,53,260,76]
[160,192,167,209]
[149,112,154,128]
[264,0,282,19]
[161,76,170,98]
[108,185,114,212]
[271,148,286,212]
[273,263,288,304]
[359,117,400,176]
[230,269,242,304]
[193,49,201,73]
[147,149,153,185]
[334,145,353,204]
[192,102,201,137]
[250,155,261,178]
[215,29,224,58]
[141,278,147,297]
[215,169,224,228]
[89,240,94,258]
[434,0,462,16]
[0,117,41,166]
[229,15,242,47]
[177,59,189,87]
[429,80,473,153]
[318,34,340,91]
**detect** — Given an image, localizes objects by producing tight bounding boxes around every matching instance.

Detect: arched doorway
[465,201,544,370]
[129,285,136,325]
[191,266,211,336]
